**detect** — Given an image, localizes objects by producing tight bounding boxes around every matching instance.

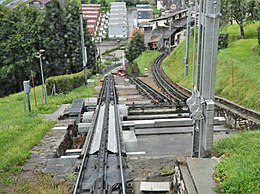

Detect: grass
[0,83,94,186]
[134,50,161,75]
[213,130,260,193]
[162,22,260,111]
[16,173,70,194]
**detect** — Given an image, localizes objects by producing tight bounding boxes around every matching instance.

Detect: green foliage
[133,50,161,75]
[161,165,175,175]
[0,1,96,97]
[162,23,260,112]
[125,32,145,63]
[45,70,92,95]
[218,33,229,49]
[220,0,259,38]
[0,3,44,97]
[213,131,260,193]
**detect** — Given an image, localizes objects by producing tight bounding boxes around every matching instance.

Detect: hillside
[134,50,161,75]
[162,23,260,112]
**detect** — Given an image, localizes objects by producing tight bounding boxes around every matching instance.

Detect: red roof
[129,28,144,39]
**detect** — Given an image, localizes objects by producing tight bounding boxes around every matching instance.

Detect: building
[108,2,128,39]
[81,4,101,36]
[136,4,153,27]
[144,9,192,50]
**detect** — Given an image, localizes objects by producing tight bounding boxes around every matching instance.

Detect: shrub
[45,70,92,95]
[218,33,229,49]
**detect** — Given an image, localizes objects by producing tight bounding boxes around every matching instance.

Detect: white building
[108,2,128,38]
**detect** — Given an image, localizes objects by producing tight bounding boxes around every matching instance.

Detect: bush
[218,33,229,49]
[45,70,92,95]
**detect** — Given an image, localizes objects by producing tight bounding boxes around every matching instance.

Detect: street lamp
[35,49,47,104]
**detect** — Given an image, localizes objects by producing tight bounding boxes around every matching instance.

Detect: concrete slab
[90,105,105,154]
[122,117,225,129]
[179,165,197,194]
[84,98,97,106]
[140,182,171,192]
[118,104,128,117]
[108,105,118,153]
[123,131,137,152]
[187,157,218,194]
[135,127,192,135]
[82,111,94,123]
[78,123,91,134]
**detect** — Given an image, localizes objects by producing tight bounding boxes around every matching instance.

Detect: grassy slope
[0,84,94,185]
[162,22,260,193]
[162,22,260,111]
[213,131,260,193]
[134,50,161,75]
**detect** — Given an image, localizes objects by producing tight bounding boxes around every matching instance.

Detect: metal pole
[80,14,87,85]
[39,56,47,104]
[185,1,192,76]
[26,93,31,112]
[169,19,172,53]
[99,48,101,73]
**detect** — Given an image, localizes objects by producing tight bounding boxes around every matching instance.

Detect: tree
[221,0,259,39]
[0,3,43,96]
[0,0,96,97]
[125,32,145,63]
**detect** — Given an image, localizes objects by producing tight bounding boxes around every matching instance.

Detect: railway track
[73,75,126,194]
[152,53,188,104]
[128,76,172,103]
[152,53,260,129]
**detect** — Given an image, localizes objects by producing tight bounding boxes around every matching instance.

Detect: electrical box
[23,80,31,94]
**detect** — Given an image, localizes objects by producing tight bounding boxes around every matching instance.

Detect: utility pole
[99,48,101,73]
[184,1,192,76]
[80,14,88,85]
[35,49,47,104]
[168,18,172,54]
[187,0,221,157]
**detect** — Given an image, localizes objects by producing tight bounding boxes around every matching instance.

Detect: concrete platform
[180,157,219,194]
[122,117,225,129]
[135,125,232,135]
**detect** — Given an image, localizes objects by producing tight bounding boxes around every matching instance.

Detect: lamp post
[36,49,47,104]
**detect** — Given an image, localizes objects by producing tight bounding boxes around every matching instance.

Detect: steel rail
[129,76,172,103]
[112,76,126,194]
[153,53,260,128]
[73,76,108,194]
[94,77,111,193]
[73,75,127,194]
[152,53,187,103]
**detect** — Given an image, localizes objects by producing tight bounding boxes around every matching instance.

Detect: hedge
[45,70,92,95]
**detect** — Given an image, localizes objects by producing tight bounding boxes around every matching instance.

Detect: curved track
[152,53,260,128]
[152,53,188,104]
[128,76,172,103]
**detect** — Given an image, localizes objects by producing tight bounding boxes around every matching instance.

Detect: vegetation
[45,70,92,95]
[133,50,161,75]
[213,131,260,193]
[125,32,145,63]
[0,1,96,97]
[221,0,259,38]
[16,173,70,194]
[161,165,175,176]
[0,84,94,185]
[162,22,260,111]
